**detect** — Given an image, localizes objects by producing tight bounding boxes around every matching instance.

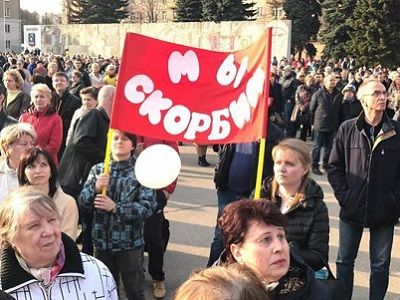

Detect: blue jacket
[79,157,156,251]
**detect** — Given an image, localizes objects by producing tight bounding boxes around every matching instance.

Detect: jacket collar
[355,112,396,150]
[0,233,84,291]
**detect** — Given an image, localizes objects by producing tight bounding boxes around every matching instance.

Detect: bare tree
[131,0,168,23]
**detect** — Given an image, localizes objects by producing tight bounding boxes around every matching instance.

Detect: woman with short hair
[3,69,30,119]
[19,84,63,165]
[69,70,85,99]
[0,186,118,299]
[0,123,36,203]
[219,199,330,299]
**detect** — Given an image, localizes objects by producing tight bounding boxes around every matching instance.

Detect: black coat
[52,90,82,159]
[338,96,363,124]
[216,251,330,300]
[327,113,400,227]
[3,91,30,120]
[310,87,341,132]
[0,110,17,131]
[58,107,109,196]
[260,177,329,271]
[269,253,331,300]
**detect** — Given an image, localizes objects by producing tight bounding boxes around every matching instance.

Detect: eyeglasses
[366,91,388,97]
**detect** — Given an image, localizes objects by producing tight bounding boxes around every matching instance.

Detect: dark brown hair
[219,199,286,264]
[80,86,99,99]
[17,147,58,198]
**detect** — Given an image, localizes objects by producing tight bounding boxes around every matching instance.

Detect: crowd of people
[0,49,400,300]
[0,51,174,300]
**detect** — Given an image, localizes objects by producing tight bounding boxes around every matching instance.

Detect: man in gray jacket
[309,74,341,175]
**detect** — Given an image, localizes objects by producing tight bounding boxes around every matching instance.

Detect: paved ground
[122,144,400,299]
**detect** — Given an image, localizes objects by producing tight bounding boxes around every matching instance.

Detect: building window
[5,40,10,49]
[276,7,284,18]
[254,7,263,18]
[162,10,167,21]
[5,24,10,33]
[4,8,10,17]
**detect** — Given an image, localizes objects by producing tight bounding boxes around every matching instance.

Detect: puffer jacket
[260,177,329,271]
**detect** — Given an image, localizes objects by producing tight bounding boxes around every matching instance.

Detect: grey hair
[0,186,61,248]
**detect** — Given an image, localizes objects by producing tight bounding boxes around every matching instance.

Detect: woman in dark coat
[2,69,30,119]
[219,198,330,300]
[258,138,329,272]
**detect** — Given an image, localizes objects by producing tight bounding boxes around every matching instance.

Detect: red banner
[111,29,272,144]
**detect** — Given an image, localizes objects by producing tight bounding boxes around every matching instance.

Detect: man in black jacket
[326,80,400,300]
[58,85,115,255]
[309,74,341,175]
[52,72,82,159]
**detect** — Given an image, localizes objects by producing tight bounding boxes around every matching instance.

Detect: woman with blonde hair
[0,123,36,203]
[19,84,63,165]
[173,264,269,300]
[256,138,329,272]
[3,69,30,119]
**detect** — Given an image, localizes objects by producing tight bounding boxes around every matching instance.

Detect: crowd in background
[0,48,400,300]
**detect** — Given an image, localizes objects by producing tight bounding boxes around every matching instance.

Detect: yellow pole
[254,138,266,199]
[102,128,114,195]
[254,28,273,199]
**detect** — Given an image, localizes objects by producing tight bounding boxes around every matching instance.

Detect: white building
[0,0,22,52]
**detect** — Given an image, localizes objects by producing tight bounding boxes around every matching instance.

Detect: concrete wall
[39,20,290,59]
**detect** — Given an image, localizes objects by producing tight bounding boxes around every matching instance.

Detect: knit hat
[342,84,356,95]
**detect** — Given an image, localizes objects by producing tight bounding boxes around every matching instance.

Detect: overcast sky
[20,0,61,15]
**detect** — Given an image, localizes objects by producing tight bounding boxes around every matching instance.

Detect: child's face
[111,131,134,160]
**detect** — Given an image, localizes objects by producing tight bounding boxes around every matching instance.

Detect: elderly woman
[0,186,118,299]
[0,123,36,203]
[257,138,329,272]
[219,199,330,299]
[17,147,79,240]
[19,84,63,165]
[3,69,30,119]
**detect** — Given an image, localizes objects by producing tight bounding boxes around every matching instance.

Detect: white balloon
[135,144,181,189]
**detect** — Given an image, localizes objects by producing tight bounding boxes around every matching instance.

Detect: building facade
[0,0,21,52]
